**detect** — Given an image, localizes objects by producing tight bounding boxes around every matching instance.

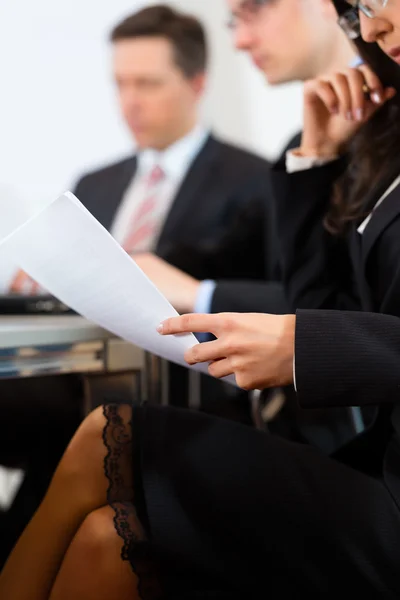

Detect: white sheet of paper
[0,192,234,382]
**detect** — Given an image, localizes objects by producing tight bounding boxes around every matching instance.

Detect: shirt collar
[137,124,209,180]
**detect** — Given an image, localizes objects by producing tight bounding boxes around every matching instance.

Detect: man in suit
[72,5,279,423]
[0,0,357,574]
[74,4,274,298]
[10,2,358,434]
[8,3,357,433]
[128,0,361,449]
[133,0,358,318]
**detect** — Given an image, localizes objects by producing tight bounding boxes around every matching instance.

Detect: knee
[74,504,147,572]
[48,404,133,511]
[73,506,123,561]
[49,506,141,600]
[41,406,109,509]
[61,405,107,470]
[62,403,132,466]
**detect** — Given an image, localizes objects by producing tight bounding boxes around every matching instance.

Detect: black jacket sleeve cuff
[295,309,400,408]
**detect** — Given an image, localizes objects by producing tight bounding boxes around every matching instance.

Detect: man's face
[113,37,204,150]
[227,0,333,84]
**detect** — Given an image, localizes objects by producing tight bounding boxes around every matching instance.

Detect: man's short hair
[111,4,208,78]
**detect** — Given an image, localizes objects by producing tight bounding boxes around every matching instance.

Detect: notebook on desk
[0,294,74,315]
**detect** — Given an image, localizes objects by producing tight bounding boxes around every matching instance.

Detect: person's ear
[189,72,207,98]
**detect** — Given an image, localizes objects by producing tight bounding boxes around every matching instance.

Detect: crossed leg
[0,405,161,600]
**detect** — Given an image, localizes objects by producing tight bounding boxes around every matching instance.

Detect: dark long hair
[324,8,400,235]
[324,100,400,234]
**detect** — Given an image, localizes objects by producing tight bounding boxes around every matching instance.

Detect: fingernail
[157,323,164,334]
[346,111,353,121]
[355,108,364,122]
[371,92,382,104]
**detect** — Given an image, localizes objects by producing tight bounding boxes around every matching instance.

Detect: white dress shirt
[110,124,209,248]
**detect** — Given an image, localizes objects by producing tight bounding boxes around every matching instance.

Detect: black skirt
[102,403,400,599]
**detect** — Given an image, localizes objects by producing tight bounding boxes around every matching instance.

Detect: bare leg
[49,506,140,600]
[0,405,138,600]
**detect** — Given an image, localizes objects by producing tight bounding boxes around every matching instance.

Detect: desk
[0,315,158,411]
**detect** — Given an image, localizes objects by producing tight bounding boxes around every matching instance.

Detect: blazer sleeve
[204,167,290,315]
[295,309,400,408]
[210,280,289,314]
[270,155,361,312]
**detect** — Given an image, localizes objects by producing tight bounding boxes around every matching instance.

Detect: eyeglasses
[338,0,389,39]
[346,0,389,20]
[338,8,361,38]
[227,0,271,29]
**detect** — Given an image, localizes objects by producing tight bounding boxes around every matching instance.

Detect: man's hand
[158,312,296,390]
[133,253,200,314]
[9,269,42,295]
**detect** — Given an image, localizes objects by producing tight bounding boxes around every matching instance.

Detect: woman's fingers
[159,313,221,336]
[208,359,234,380]
[344,68,369,120]
[306,66,393,123]
[359,64,386,104]
[307,74,359,119]
[305,79,340,115]
[184,340,226,366]
[328,72,353,118]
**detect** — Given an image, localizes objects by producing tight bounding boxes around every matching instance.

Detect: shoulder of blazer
[73,155,137,193]
[208,136,270,179]
[285,131,302,152]
[272,131,302,169]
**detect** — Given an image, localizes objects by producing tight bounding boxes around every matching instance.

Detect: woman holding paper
[4,3,400,599]
[2,310,400,599]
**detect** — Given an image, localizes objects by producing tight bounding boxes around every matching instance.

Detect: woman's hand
[300,65,396,157]
[158,312,296,390]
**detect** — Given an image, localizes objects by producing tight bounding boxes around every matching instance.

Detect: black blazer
[209,136,303,315]
[270,154,400,505]
[73,134,286,419]
[75,135,271,281]
[74,134,287,315]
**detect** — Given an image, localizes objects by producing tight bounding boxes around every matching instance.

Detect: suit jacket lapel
[348,225,374,311]
[156,135,219,251]
[362,174,400,265]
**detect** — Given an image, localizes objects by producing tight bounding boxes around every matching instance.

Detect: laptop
[0,294,74,315]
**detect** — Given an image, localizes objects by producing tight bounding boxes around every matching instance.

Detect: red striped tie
[122,165,165,254]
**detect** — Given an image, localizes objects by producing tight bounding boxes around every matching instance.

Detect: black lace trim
[102,404,135,560]
[102,404,164,599]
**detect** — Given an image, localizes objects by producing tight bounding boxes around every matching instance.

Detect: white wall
[0,0,302,215]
